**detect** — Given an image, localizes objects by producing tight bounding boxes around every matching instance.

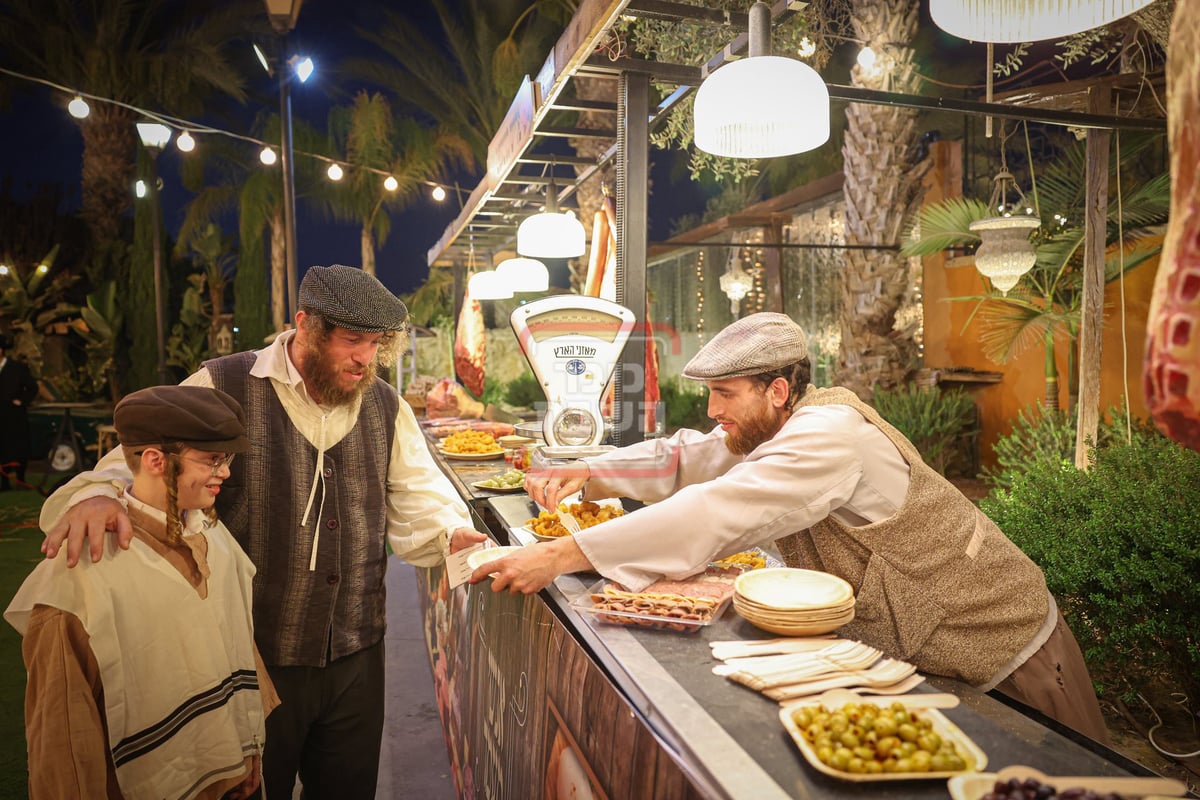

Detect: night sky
[0,0,710,298]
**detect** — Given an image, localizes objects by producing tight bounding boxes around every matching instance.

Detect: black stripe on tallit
[111,670,259,767]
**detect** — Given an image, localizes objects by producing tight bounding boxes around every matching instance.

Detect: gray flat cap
[298,264,408,332]
[683,312,808,380]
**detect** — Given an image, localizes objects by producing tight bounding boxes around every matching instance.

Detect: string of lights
[0,65,456,202]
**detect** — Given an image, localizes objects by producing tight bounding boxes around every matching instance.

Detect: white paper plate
[734,568,854,610]
[466,545,524,571]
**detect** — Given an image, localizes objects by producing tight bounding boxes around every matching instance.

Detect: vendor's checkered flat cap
[298,264,408,332]
[115,385,250,452]
[683,312,809,380]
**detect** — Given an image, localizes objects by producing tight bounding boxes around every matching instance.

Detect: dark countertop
[427,445,1178,800]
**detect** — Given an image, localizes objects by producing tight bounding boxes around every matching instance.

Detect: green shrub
[985,404,1127,490]
[981,425,1200,701]
[502,371,543,409]
[660,381,710,434]
[872,384,977,475]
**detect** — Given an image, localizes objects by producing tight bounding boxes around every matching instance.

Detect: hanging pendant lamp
[970,148,1040,295]
[930,0,1156,43]
[693,1,829,158]
[496,257,549,292]
[516,165,586,259]
[468,270,514,300]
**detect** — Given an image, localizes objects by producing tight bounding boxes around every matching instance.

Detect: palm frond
[900,197,988,256]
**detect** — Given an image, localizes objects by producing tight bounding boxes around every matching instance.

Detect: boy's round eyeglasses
[181,453,236,475]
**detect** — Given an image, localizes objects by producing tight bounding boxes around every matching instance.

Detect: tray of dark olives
[947,765,1187,799]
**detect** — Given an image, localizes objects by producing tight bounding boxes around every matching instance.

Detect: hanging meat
[454,285,486,398]
[1144,0,1200,452]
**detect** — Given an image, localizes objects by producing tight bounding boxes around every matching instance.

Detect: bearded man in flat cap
[473,312,1108,744]
[41,265,486,798]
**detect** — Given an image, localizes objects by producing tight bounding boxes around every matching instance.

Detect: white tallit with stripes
[5,515,265,800]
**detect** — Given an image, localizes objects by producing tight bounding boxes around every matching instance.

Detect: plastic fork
[557,508,582,534]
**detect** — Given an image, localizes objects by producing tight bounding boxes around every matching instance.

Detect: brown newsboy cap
[115,386,250,453]
[298,264,408,333]
[682,312,809,381]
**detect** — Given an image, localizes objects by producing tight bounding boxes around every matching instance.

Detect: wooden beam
[762,220,785,313]
[1075,87,1112,470]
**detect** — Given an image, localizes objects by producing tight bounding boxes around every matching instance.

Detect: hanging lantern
[720,259,755,314]
[516,164,586,259]
[970,161,1040,294]
[930,0,1156,43]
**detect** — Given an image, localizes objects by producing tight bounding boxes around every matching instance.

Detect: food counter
[416,442,1180,800]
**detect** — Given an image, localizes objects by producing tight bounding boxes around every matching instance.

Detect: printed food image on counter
[543,697,607,800]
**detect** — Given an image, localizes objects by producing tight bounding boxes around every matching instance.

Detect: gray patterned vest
[205,352,397,667]
[776,386,1048,686]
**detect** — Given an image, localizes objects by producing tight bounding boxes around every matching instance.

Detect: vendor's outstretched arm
[467,537,593,594]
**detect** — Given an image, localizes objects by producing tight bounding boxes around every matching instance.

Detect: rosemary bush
[872,384,978,475]
[981,423,1200,701]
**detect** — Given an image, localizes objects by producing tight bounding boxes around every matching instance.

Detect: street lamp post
[263,0,305,319]
[279,55,299,319]
[136,121,173,386]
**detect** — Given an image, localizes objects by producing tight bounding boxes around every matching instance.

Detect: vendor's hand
[468,538,593,594]
[225,754,261,799]
[449,527,488,554]
[526,460,590,510]
[42,496,132,567]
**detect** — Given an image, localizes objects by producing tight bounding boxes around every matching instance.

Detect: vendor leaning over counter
[470,312,1109,744]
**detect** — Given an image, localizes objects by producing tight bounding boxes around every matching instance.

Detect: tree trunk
[269,206,286,331]
[361,226,376,276]
[80,104,136,285]
[835,0,929,399]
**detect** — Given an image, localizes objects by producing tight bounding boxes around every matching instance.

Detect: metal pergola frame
[428,0,1166,447]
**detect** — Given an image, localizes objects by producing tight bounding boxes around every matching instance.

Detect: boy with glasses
[6,386,278,799]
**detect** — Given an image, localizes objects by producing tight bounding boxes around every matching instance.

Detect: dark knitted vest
[205,352,398,667]
[776,386,1048,686]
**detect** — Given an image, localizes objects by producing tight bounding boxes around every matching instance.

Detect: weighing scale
[510,296,636,448]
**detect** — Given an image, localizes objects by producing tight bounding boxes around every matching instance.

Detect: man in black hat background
[0,335,40,491]
[7,385,275,800]
[472,311,1108,745]
[40,265,485,798]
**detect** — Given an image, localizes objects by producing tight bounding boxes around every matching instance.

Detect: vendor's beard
[723,404,785,456]
[298,340,377,407]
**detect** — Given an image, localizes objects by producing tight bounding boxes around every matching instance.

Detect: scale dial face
[524,308,624,344]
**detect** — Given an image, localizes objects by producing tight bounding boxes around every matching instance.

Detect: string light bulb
[135,180,148,198]
[327,163,344,181]
[431,185,447,202]
[68,95,90,119]
[384,175,399,192]
[176,131,195,152]
[0,265,10,277]
[260,147,277,165]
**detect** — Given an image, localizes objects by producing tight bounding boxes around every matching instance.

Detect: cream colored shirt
[40,331,472,566]
[574,404,912,590]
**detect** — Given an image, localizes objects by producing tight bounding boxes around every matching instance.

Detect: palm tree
[834,0,929,398]
[319,92,471,276]
[348,0,573,167]
[0,0,256,286]
[903,137,1170,408]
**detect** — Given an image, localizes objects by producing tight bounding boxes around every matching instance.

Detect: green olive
[873,715,898,737]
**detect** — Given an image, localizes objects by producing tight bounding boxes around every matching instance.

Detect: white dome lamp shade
[930,0,1157,43]
[496,257,549,293]
[468,270,514,301]
[693,1,829,159]
[516,171,586,259]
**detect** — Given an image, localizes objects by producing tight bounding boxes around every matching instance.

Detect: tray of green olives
[779,699,987,781]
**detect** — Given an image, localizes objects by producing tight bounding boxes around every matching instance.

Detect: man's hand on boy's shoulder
[42,496,133,567]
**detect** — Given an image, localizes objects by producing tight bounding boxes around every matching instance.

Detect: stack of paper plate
[732,568,855,636]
